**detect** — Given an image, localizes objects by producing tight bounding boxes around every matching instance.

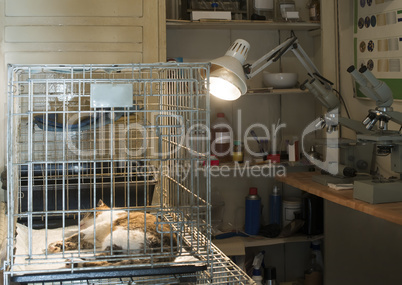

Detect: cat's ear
[97,199,105,207]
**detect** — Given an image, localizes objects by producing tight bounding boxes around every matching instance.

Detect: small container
[203,155,219,166]
[274,0,296,21]
[232,140,244,163]
[245,187,261,235]
[282,197,301,227]
[307,0,320,22]
[253,0,274,20]
[264,266,278,285]
[267,154,280,163]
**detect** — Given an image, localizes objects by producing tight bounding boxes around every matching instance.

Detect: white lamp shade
[209,39,249,101]
[210,55,248,101]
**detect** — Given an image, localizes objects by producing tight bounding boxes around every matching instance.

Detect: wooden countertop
[276,171,402,226]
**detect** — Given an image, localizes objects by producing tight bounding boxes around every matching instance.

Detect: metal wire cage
[4,63,251,284]
[4,63,217,283]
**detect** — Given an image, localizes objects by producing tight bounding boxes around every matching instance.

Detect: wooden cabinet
[0,0,167,172]
[1,0,166,64]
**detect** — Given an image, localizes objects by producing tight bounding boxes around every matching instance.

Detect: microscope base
[354,180,402,204]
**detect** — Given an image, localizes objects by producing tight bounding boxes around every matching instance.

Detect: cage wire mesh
[3,63,251,285]
[4,63,251,284]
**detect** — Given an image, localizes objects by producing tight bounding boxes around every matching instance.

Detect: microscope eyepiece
[347,65,355,73]
[359,65,368,73]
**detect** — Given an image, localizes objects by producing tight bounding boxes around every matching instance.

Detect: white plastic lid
[283,197,301,205]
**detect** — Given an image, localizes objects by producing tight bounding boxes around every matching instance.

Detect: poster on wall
[354,0,402,99]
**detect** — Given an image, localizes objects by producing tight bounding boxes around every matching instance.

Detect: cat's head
[95,199,110,210]
[80,199,110,229]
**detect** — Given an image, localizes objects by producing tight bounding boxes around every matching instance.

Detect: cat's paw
[48,241,63,253]
[48,241,76,253]
[65,258,84,268]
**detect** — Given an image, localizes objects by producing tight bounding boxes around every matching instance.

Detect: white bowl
[263,72,298,89]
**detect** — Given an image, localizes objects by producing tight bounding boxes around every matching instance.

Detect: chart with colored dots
[354,0,402,99]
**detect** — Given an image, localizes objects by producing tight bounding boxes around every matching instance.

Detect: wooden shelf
[242,233,323,248]
[276,171,402,226]
[167,19,321,31]
[245,88,309,96]
[212,234,323,255]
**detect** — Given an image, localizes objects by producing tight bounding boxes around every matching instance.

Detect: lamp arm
[246,36,297,79]
[246,36,328,88]
[290,43,321,78]
[245,34,340,111]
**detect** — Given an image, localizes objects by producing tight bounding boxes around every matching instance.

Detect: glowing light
[209,77,241,101]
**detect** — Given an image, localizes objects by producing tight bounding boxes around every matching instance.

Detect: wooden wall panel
[2,0,165,64]
[5,0,143,17]
[0,0,167,171]
[5,26,142,43]
[5,52,143,64]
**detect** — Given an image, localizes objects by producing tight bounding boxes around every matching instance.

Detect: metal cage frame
[3,63,251,285]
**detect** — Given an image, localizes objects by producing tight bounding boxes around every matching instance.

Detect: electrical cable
[333,88,351,119]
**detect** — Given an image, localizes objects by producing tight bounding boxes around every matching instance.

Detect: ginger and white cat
[48,200,177,267]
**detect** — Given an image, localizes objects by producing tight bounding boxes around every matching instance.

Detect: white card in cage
[90,83,133,108]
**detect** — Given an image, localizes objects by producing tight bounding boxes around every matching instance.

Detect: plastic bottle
[232,140,244,163]
[245,187,261,235]
[251,251,264,285]
[269,185,282,226]
[211,113,232,163]
[311,240,324,271]
[252,271,263,285]
[304,241,323,285]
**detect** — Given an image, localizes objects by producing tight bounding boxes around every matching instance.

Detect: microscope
[348,65,402,203]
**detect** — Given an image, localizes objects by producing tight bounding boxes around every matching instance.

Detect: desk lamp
[209,39,249,101]
[209,33,339,112]
[209,34,374,179]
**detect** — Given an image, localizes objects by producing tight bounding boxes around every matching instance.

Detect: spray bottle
[245,187,261,235]
[252,251,265,285]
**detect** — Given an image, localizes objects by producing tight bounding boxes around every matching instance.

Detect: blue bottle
[245,187,261,235]
[269,186,282,226]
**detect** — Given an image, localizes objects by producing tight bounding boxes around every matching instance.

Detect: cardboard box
[191,11,231,21]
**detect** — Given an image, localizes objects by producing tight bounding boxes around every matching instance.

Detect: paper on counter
[328,183,354,190]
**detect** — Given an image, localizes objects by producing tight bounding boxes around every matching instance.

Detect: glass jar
[307,0,320,22]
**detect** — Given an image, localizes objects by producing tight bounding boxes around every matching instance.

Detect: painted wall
[167,3,323,281]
